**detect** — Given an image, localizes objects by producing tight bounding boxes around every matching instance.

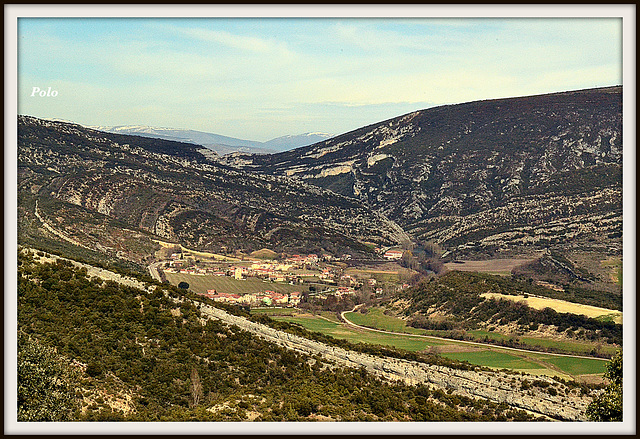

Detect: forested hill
[226,86,622,257]
[400,271,621,348]
[18,249,547,422]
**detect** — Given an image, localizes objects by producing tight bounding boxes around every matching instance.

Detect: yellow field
[481,292,623,324]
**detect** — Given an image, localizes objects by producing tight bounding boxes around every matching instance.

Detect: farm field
[538,355,608,375]
[346,308,426,335]
[271,314,451,351]
[444,258,537,276]
[480,292,623,324]
[348,307,618,358]
[468,330,620,357]
[270,313,606,378]
[343,268,402,283]
[164,272,306,296]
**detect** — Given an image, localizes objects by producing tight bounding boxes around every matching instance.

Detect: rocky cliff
[199,305,595,421]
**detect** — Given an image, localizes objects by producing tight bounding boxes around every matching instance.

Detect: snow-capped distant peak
[85,124,335,153]
[262,132,336,151]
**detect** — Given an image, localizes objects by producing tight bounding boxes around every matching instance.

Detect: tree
[178,281,189,290]
[189,367,203,408]
[17,333,79,421]
[586,350,622,421]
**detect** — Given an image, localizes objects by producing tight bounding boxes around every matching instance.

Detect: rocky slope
[226,86,622,257]
[23,247,593,422]
[200,304,594,421]
[18,116,408,260]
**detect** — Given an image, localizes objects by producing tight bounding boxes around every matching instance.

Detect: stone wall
[199,304,595,421]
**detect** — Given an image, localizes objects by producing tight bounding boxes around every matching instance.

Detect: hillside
[19,249,557,422]
[396,271,621,350]
[227,87,622,258]
[18,116,408,263]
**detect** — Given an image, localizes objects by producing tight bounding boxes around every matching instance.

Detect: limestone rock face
[199,305,594,421]
[235,87,622,255]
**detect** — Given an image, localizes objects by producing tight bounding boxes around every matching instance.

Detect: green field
[539,355,608,375]
[441,351,545,370]
[271,315,450,352]
[272,315,543,371]
[271,313,608,377]
[164,272,306,296]
[347,307,617,359]
[468,330,619,357]
[345,308,425,335]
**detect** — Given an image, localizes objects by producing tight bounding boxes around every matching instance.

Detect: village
[157,247,408,308]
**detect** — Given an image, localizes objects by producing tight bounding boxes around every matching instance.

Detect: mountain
[262,132,335,152]
[224,86,622,258]
[89,125,335,155]
[18,116,408,267]
[87,125,270,155]
[18,86,623,263]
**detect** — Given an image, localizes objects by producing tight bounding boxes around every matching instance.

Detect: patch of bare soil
[308,413,336,421]
[444,258,536,274]
[577,374,606,385]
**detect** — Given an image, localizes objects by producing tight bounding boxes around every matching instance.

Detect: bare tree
[190,367,203,408]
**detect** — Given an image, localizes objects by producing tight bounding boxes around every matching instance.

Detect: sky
[16,10,623,142]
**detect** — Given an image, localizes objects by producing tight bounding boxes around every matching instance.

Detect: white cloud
[176,26,294,58]
[17,17,623,140]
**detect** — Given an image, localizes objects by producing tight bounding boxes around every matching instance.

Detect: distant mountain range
[88,125,335,155]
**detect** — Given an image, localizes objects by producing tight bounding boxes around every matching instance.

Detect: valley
[17,247,605,421]
[15,86,624,423]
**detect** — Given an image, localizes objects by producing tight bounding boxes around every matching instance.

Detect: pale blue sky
[18,16,622,141]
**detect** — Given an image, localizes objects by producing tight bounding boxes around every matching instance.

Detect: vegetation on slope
[586,350,623,422]
[17,251,539,421]
[403,271,621,349]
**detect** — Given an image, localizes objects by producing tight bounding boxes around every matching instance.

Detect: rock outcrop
[199,304,595,421]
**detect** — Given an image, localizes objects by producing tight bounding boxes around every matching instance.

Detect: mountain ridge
[88,124,335,155]
[224,86,622,258]
[18,115,407,265]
